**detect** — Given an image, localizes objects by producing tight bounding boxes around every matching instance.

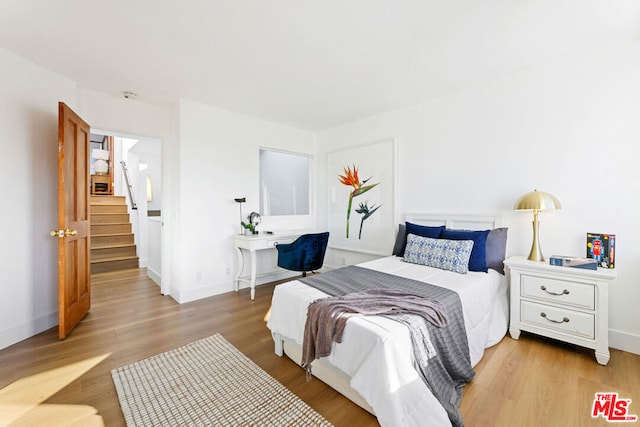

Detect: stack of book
[549,255,598,270]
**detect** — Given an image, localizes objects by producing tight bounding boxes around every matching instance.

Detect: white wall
[147,217,162,285]
[317,42,640,354]
[173,99,317,302]
[0,47,77,349]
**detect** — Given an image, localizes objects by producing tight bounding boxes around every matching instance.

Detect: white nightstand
[504,256,617,365]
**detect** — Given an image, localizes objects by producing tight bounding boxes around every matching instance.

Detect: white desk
[233,230,309,300]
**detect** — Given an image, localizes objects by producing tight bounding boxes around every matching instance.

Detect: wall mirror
[259,148,310,216]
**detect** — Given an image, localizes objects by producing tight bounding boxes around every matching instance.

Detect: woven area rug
[112,334,332,426]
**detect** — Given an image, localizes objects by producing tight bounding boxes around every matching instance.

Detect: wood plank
[90,234,135,248]
[89,214,130,224]
[89,204,128,214]
[90,224,131,235]
[90,258,139,274]
[90,245,137,261]
[89,196,126,206]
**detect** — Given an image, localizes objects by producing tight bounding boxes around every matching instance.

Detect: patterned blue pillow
[403,234,474,274]
[441,228,490,273]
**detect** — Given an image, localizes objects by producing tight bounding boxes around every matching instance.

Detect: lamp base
[528,214,545,262]
[527,243,545,262]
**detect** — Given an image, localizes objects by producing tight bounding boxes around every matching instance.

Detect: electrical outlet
[196,271,202,281]
[341,257,347,266]
[226,267,231,276]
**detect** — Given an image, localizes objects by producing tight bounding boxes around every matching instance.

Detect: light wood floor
[0,269,638,426]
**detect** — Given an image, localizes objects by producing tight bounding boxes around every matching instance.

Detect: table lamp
[92,149,110,175]
[514,189,561,262]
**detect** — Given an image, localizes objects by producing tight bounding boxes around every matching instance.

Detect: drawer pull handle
[540,312,570,324]
[540,285,570,296]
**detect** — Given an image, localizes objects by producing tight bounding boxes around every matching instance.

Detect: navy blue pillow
[398,222,445,257]
[441,228,490,272]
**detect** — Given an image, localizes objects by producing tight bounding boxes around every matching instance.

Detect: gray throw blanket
[300,265,474,427]
[302,288,448,372]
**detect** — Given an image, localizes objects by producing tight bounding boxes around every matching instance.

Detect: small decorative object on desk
[242,212,261,235]
[549,255,598,270]
[586,232,615,269]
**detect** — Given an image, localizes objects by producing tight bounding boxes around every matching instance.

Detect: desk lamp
[234,198,246,235]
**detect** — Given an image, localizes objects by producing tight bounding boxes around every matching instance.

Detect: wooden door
[53,102,91,339]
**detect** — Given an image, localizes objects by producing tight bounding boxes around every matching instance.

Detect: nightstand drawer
[521,275,594,309]
[521,300,595,339]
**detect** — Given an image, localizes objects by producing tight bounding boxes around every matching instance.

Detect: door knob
[50,229,78,238]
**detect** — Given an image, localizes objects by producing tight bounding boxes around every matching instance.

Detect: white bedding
[267,256,509,427]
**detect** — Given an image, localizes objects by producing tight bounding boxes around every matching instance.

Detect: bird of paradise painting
[328,138,395,255]
[338,164,381,239]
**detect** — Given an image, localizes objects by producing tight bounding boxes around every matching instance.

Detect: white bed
[266,214,509,427]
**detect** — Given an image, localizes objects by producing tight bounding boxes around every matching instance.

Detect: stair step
[90,213,130,224]
[91,257,139,274]
[91,204,128,214]
[89,194,137,274]
[91,233,135,247]
[91,223,132,234]
[90,195,127,206]
[91,267,143,278]
[91,245,137,261]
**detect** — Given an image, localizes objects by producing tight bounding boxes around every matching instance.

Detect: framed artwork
[328,138,396,255]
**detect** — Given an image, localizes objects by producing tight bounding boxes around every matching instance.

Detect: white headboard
[403,213,503,231]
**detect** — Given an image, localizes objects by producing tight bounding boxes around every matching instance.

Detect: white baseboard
[254,270,300,285]
[147,266,161,286]
[177,281,234,304]
[177,270,304,304]
[609,329,640,356]
[0,312,57,351]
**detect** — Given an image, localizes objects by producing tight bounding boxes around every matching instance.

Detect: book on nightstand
[586,232,616,269]
[549,255,598,270]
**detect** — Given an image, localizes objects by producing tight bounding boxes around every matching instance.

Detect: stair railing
[120,160,138,210]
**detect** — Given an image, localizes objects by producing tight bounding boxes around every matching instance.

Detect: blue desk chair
[276,232,330,277]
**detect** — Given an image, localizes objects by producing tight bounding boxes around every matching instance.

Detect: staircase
[90,195,139,274]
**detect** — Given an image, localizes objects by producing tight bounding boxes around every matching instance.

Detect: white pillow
[403,234,474,274]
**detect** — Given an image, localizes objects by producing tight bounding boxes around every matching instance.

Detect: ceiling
[0,1,638,130]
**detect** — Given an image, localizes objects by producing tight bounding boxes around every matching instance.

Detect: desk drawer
[521,300,594,339]
[268,238,295,247]
[521,275,594,309]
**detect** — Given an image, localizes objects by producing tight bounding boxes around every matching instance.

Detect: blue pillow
[398,222,445,257]
[486,228,508,274]
[392,224,406,256]
[404,234,474,274]
[441,228,490,272]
